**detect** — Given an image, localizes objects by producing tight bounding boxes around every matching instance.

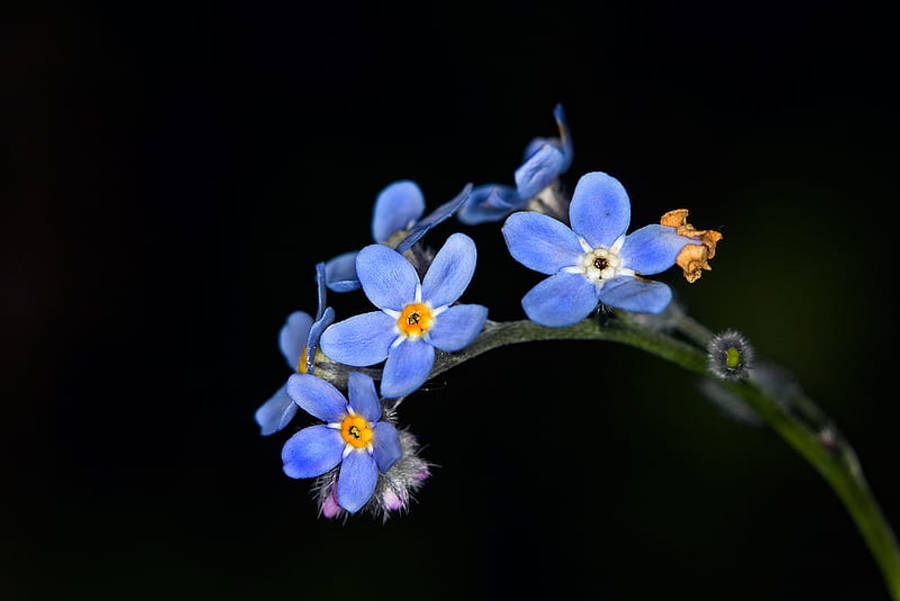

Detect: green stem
[322,316,900,597]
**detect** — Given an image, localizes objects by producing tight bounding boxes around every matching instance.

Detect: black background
[3,1,899,599]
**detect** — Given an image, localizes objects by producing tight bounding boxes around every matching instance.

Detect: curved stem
[322,315,900,597]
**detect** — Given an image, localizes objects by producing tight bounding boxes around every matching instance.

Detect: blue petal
[421,233,477,308]
[337,450,379,513]
[396,183,472,254]
[523,138,546,164]
[254,384,298,436]
[521,272,599,327]
[553,103,574,171]
[286,373,348,422]
[428,304,488,352]
[356,244,419,311]
[597,276,672,314]
[502,212,584,275]
[457,184,523,225]
[319,311,398,366]
[281,425,345,479]
[522,138,544,163]
[278,311,313,370]
[347,371,381,423]
[324,251,361,293]
[304,306,335,373]
[381,338,435,398]
[373,422,402,472]
[314,262,327,320]
[522,103,573,172]
[372,180,425,243]
[619,224,700,275]
[569,172,631,248]
[515,144,566,200]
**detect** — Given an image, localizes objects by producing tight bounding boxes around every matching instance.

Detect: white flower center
[579,247,623,283]
[564,236,634,285]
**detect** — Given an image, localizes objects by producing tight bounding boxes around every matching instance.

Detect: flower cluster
[254,103,722,519]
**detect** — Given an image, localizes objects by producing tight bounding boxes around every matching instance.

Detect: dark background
[3,1,898,599]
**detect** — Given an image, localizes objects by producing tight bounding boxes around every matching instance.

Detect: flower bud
[707,329,753,381]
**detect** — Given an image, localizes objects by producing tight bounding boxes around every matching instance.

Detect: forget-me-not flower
[254,263,335,435]
[502,171,702,326]
[282,372,402,513]
[325,181,472,292]
[459,104,573,225]
[320,233,488,398]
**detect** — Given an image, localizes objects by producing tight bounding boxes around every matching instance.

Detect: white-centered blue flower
[502,172,702,326]
[324,181,472,292]
[254,263,335,435]
[320,233,488,398]
[282,372,402,514]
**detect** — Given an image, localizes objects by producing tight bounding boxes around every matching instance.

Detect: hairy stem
[325,315,900,597]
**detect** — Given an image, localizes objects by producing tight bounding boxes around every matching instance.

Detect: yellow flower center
[340,414,373,448]
[397,303,433,338]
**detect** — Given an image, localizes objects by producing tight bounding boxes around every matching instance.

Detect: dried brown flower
[660,209,722,283]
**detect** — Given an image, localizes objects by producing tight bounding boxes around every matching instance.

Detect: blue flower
[502,171,702,326]
[458,104,573,225]
[320,233,488,398]
[282,372,402,514]
[254,263,335,435]
[324,181,472,292]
